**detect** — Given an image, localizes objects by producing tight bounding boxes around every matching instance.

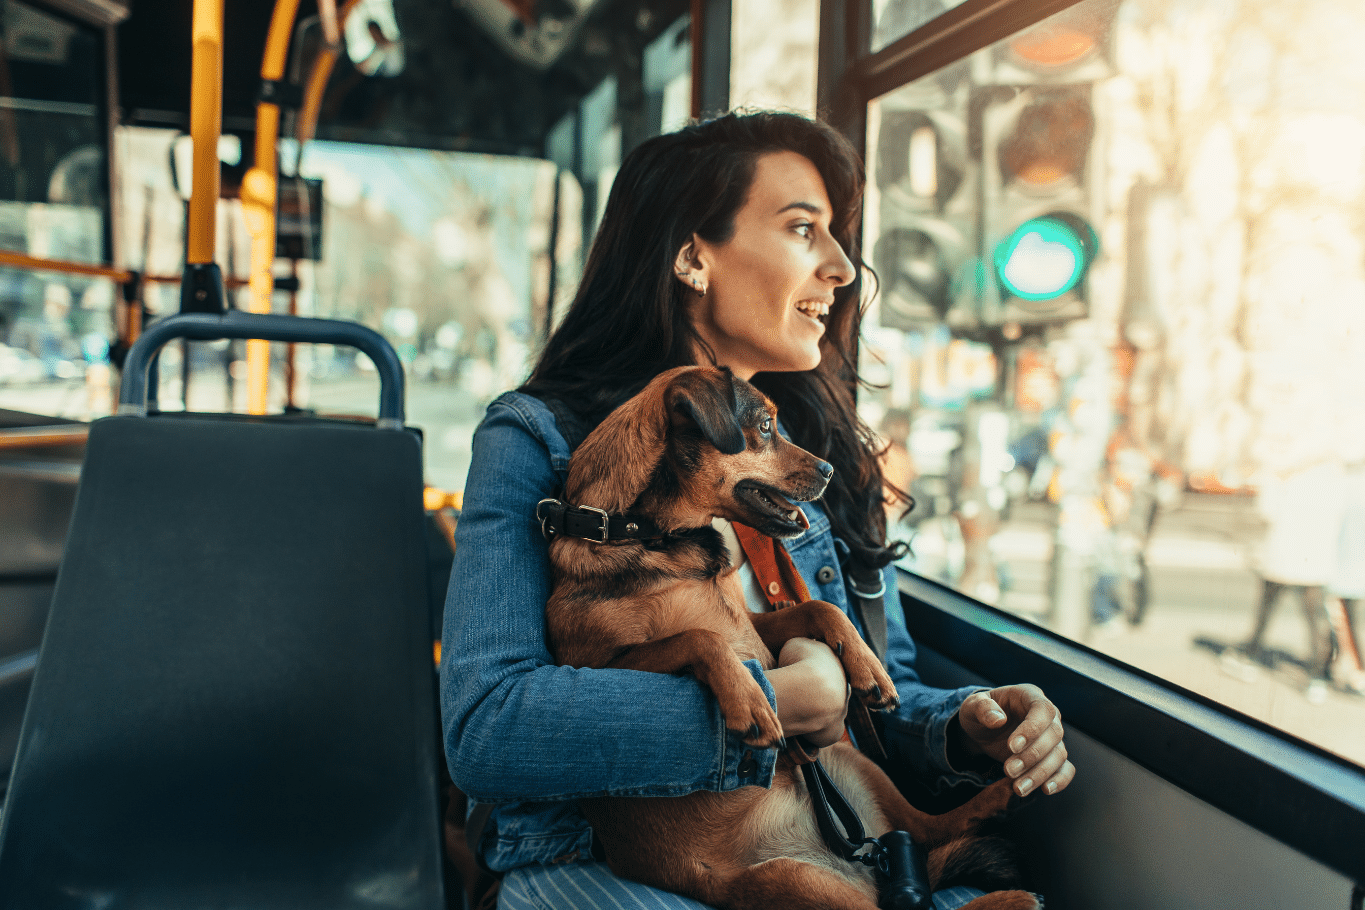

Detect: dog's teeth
[788,509,799,521]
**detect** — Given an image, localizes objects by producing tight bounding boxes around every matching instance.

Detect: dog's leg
[703,857,879,910]
[609,631,784,747]
[749,602,899,710]
[822,743,1019,847]
[820,747,1038,905]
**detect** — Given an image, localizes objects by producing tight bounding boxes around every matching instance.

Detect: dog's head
[567,366,832,537]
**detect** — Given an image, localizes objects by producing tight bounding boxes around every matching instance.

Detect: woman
[440,111,1074,910]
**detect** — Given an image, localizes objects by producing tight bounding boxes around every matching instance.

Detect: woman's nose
[820,236,855,287]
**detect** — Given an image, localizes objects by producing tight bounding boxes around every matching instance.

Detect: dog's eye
[759,417,773,436]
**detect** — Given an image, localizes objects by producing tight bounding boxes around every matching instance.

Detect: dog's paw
[717,681,784,749]
[846,656,899,712]
[732,709,783,749]
[957,891,1042,910]
[957,778,1024,829]
[852,680,900,712]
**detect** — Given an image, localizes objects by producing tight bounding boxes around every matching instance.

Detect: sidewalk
[990,497,1365,769]
[1089,602,1365,767]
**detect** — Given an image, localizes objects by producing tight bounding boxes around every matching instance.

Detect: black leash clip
[874,830,933,910]
[798,750,933,910]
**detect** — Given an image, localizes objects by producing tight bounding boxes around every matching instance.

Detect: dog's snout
[817,460,833,481]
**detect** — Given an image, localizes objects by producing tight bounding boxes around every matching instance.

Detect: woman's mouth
[795,299,830,322]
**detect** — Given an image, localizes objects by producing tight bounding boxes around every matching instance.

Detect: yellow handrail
[318,0,341,47]
[297,0,364,147]
[0,250,132,284]
[0,250,258,290]
[240,0,303,415]
[0,425,90,449]
[187,0,224,266]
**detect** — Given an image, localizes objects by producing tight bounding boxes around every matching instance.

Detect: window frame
[820,0,1090,138]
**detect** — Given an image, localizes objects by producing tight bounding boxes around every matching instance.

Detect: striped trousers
[498,860,988,910]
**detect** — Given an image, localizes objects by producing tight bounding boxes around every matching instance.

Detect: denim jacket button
[816,566,836,584]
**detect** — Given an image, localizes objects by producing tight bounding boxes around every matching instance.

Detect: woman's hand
[956,684,1075,797]
[766,638,849,747]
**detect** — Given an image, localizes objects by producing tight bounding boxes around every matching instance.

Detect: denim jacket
[440,391,992,872]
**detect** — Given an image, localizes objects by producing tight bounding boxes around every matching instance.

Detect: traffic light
[987,2,1113,84]
[974,5,1113,327]
[873,97,978,332]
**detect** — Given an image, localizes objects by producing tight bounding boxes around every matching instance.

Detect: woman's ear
[673,236,710,296]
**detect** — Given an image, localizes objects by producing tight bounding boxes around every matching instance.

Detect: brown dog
[542,366,1037,910]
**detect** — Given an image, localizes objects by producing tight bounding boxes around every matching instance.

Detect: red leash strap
[731,522,811,604]
[730,523,890,767]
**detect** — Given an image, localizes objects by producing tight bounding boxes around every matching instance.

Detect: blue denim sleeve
[879,565,996,792]
[440,396,777,803]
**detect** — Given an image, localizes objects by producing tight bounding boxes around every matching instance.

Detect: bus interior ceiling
[117,0,691,158]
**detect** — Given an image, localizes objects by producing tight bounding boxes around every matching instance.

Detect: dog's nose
[817,460,834,480]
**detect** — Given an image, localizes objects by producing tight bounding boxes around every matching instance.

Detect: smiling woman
[442,110,1076,910]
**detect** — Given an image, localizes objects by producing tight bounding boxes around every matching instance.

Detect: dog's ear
[669,368,745,455]
[566,366,695,512]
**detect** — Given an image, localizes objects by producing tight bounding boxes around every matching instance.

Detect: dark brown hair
[521,110,904,572]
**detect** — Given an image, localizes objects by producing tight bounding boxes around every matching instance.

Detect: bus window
[0,1,111,405]
[86,126,569,497]
[864,0,1365,769]
[871,0,972,54]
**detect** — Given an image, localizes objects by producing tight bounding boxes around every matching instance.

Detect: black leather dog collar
[535,498,666,544]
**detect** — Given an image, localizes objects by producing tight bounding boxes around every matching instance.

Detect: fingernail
[1005,759,1023,777]
[1011,736,1027,753]
[1018,778,1033,796]
[1045,781,1058,795]
[987,710,1006,723]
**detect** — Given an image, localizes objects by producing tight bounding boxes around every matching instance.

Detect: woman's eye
[794,223,813,239]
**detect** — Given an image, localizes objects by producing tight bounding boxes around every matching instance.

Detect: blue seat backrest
[0,412,445,909]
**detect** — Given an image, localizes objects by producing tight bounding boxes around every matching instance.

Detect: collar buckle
[536,498,618,544]
[578,505,609,544]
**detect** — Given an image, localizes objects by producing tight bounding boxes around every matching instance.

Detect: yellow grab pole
[297,0,363,147]
[187,0,224,266]
[318,0,341,47]
[0,249,132,283]
[240,0,302,414]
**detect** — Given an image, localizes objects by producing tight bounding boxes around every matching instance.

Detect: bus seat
[0,413,85,791]
[0,314,445,909]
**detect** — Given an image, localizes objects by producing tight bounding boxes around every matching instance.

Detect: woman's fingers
[958,684,1075,796]
[1003,712,1069,796]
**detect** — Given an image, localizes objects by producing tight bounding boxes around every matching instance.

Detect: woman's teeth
[796,300,830,320]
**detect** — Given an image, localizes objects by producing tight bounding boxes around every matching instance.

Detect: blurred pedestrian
[878,408,916,530]
[1237,460,1342,702]
[1328,462,1365,694]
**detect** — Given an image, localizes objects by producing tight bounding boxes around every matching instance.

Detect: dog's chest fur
[546,528,774,670]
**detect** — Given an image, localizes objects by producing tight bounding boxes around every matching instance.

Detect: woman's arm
[878,564,1074,796]
[876,564,999,789]
[440,397,779,802]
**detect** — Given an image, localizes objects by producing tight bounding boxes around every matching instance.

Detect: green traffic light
[994,214,1095,301]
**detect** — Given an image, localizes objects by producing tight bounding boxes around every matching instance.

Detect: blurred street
[991,493,1365,768]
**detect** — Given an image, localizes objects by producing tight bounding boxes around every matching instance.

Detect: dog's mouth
[734,481,811,537]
